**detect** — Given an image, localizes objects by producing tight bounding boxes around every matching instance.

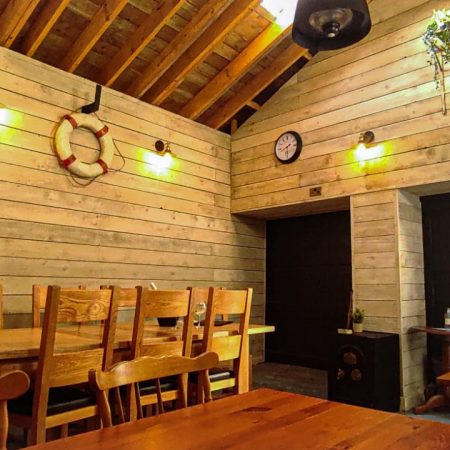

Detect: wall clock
[274,131,302,164]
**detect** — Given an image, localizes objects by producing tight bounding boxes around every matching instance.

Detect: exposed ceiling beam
[126,0,232,98]
[205,44,311,130]
[59,0,128,73]
[247,100,261,110]
[142,0,260,106]
[179,24,291,121]
[97,0,185,87]
[20,0,71,57]
[0,0,39,48]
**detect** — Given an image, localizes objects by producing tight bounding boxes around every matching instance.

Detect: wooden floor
[253,362,450,424]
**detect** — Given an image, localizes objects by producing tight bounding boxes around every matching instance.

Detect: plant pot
[353,322,364,333]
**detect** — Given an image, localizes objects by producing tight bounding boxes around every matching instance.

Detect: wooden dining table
[0,322,274,392]
[26,388,450,449]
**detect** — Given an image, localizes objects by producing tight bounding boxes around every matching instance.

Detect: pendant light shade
[292,0,371,52]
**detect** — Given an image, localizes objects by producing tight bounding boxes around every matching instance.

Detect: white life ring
[55,113,114,178]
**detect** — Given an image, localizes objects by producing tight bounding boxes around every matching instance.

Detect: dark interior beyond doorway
[266,211,352,370]
[421,192,450,375]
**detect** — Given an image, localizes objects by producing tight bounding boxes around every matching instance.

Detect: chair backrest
[89,352,218,427]
[100,286,139,308]
[131,288,195,359]
[32,285,86,327]
[0,370,30,450]
[189,286,228,320]
[31,286,119,441]
[201,287,252,365]
[0,285,3,329]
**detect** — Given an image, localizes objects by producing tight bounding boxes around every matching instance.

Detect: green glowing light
[142,150,174,176]
[0,107,23,128]
[352,142,390,172]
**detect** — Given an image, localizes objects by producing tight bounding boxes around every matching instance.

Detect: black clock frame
[274,131,303,164]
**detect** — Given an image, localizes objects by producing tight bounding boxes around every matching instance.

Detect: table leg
[415,394,447,414]
[238,335,249,393]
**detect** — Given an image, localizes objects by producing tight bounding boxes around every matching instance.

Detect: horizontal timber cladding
[0,47,266,359]
[231,0,450,216]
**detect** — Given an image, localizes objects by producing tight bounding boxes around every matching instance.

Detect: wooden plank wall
[231,0,450,215]
[0,47,266,360]
[351,189,426,410]
[230,0,448,406]
[351,190,400,334]
[397,191,426,410]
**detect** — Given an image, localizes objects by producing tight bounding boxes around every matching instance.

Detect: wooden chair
[192,287,252,401]
[32,285,86,327]
[9,285,120,445]
[0,370,30,450]
[0,284,3,329]
[130,287,195,416]
[89,353,218,426]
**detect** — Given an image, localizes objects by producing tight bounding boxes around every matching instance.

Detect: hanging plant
[423,9,450,114]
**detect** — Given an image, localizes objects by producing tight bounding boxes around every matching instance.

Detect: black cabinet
[328,331,400,412]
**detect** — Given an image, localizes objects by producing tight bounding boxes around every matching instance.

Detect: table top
[413,326,450,337]
[0,322,275,361]
[28,388,450,450]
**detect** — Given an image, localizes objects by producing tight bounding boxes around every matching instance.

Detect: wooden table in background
[27,388,450,449]
[0,323,274,392]
[414,326,450,414]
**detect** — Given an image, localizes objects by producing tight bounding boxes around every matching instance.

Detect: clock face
[274,131,302,164]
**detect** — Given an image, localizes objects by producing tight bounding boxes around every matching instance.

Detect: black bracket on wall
[81,84,102,114]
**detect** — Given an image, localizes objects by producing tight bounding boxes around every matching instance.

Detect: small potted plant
[423,9,450,114]
[353,308,365,333]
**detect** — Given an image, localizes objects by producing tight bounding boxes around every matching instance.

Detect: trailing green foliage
[423,9,450,89]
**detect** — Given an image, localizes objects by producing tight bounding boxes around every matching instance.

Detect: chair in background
[9,285,120,445]
[32,285,86,328]
[0,370,30,450]
[0,284,3,329]
[130,287,195,416]
[89,353,218,426]
[191,287,252,401]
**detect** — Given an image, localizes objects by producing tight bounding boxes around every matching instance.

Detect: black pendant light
[292,0,371,52]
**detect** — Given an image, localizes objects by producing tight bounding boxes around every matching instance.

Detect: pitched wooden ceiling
[0,0,311,133]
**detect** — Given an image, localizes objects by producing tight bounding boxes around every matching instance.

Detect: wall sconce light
[154,140,175,156]
[355,130,385,165]
[358,130,375,146]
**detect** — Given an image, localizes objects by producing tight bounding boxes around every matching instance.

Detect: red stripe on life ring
[61,154,77,167]
[97,158,108,174]
[95,125,109,138]
[63,115,78,129]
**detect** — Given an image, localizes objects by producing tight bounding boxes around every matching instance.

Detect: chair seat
[138,377,178,395]
[190,367,233,383]
[8,387,96,416]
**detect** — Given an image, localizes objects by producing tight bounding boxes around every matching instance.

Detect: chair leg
[60,423,69,438]
[0,400,7,450]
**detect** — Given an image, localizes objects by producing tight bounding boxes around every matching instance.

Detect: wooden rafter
[143,0,260,106]
[59,0,128,73]
[97,0,185,87]
[126,0,232,99]
[179,24,291,120]
[0,0,39,48]
[206,43,311,130]
[20,0,71,57]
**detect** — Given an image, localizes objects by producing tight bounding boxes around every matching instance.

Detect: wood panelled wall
[398,191,426,411]
[0,47,266,360]
[231,0,449,407]
[231,0,450,216]
[351,189,426,410]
